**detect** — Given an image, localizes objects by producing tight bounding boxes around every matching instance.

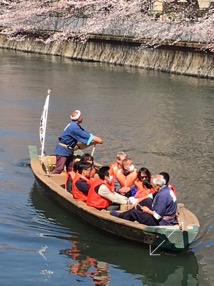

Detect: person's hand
[133,199,140,209]
[119,187,126,195]
[142,206,150,213]
[94,136,103,144]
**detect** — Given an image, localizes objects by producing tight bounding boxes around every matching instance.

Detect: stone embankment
[0,33,213,78]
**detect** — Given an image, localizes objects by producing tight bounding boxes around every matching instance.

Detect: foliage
[0,0,213,51]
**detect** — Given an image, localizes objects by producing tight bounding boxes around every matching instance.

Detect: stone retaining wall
[0,33,213,78]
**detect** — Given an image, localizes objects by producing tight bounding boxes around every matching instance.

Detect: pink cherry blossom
[0,0,213,52]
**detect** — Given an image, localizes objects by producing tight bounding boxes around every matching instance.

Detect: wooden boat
[28,145,200,252]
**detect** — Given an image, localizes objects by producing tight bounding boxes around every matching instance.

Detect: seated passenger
[72,162,93,201]
[109,151,127,176]
[79,153,96,178]
[159,171,177,198]
[134,167,156,198]
[87,166,129,210]
[128,167,156,206]
[66,160,79,193]
[111,175,177,226]
[114,158,137,196]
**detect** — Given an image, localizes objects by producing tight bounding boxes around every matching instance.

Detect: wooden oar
[91,144,96,157]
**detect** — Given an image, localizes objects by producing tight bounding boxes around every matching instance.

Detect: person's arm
[135,193,153,204]
[114,178,121,193]
[98,184,128,205]
[120,184,135,195]
[81,134,103,146]
[141,206,152,214]
[141,193,165,220]
[141,206,163,220]
[71,124,103,146]
[133,194,153,209]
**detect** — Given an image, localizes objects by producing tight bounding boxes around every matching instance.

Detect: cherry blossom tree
[0,0,213,51]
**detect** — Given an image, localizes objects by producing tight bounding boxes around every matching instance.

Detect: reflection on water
[60,241,199,286]
[30,183,199,286]
[61,244,110,286]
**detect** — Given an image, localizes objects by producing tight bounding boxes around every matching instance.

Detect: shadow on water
[29,181,200,286]
[14,159,31,168]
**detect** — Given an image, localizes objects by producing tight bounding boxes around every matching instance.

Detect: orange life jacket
[108,162,121,191]
[87,178,113,209]
[109,162,121,176]
[115,169,137,188]
[72,173,92,201]
[169,184,177,197]
[134,179,153,198]
[65,170,76,192]
[71,256,97,276]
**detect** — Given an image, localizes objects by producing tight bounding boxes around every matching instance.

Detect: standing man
[51,110,103,174]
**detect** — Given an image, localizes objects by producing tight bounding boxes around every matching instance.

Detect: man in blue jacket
[51,110,103,174]
[111,175,177,226]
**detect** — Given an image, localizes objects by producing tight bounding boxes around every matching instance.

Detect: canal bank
[0,33,213,79]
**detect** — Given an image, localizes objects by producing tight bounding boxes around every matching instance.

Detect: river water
[0,49,213,286]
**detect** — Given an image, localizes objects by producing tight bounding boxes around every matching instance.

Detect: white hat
[70,110,81,120]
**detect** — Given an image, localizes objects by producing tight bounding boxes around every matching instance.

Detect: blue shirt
[152,185,177,226]
[53,121,94,156]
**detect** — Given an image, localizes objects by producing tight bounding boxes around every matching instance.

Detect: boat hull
[29,145,200,252]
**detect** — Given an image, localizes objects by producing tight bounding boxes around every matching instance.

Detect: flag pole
[40,89,51,158]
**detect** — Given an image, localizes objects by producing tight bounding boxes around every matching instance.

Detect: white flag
[40,90,50,157]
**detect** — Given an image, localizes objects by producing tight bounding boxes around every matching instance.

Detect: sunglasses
[140,175,147,179]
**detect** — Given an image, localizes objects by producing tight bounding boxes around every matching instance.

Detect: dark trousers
[107,204,120,211]
[139,198,153,208]
[119,209,158,226]
[119,199,158,226]
[51,155,73,174]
